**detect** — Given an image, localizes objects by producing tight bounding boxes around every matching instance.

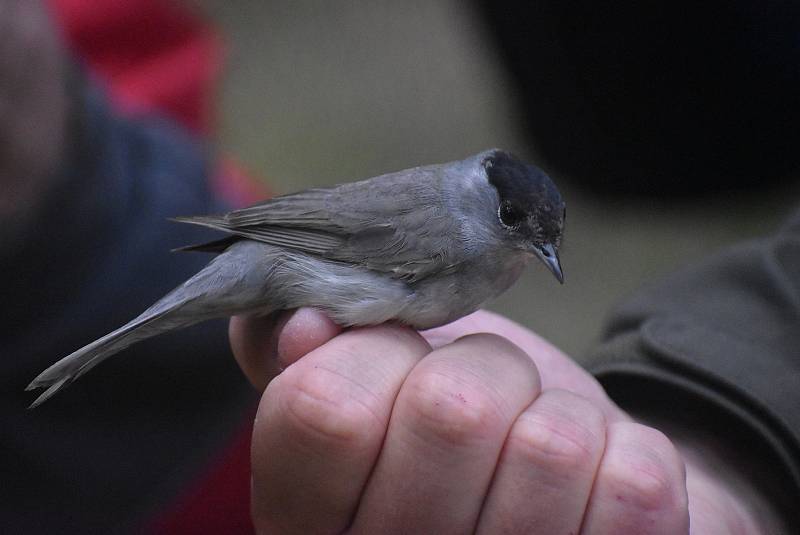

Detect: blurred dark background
[199,0,800,358]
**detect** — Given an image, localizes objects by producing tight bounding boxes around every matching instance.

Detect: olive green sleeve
[586,209,800,525]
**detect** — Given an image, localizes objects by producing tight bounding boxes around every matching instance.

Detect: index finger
[251,324,431,534]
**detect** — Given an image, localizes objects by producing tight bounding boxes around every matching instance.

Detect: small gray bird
[27,149,565,407]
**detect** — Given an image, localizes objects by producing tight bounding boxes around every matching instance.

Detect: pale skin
[231,309,775,534]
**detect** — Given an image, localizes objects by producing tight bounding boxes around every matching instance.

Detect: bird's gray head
[482,150,565,283]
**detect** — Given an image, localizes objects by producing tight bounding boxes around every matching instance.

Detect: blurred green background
[200,1,797,359]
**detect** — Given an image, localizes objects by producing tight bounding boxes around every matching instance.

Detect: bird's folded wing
[174,171,462,281]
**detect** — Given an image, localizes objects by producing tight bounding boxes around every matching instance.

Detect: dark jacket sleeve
[0,69,256,534]
[587,208,800,525]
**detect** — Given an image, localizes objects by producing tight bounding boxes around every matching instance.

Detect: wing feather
[173,165,464,281]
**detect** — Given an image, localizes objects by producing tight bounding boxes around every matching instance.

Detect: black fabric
[588,208,800,528]
[477,0,800,197]
[1,76,255,533]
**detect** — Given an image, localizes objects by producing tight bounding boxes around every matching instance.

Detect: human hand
[230,309,763,534]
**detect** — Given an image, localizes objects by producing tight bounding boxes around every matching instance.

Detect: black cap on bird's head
[483,150,565,283]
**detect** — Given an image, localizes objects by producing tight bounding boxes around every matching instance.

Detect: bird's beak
[534,243,564,284]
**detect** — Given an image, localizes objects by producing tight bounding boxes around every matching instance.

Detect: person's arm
[587,209,800,532]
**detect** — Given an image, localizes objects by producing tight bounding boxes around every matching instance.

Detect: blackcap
[27,149,565,407]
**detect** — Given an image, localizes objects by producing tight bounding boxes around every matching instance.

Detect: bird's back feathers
[173,165,465,282]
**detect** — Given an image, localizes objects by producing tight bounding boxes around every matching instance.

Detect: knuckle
[607,460,675,512]
[459,333,530,364]
[469,333,541,387]
[403,370,505,446]
[269,365,383,450]
[446,332,541,391]
[508,392,604,471]
[604,424,686,512]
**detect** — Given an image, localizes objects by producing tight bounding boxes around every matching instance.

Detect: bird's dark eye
[498,201,523,228]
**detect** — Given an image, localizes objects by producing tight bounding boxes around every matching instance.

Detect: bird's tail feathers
[25,305,195,409]
[26,242,274,408]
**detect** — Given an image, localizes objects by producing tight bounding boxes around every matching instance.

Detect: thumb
[229,308,342,391]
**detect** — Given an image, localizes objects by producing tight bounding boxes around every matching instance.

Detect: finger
[229,308,341,390]
[581,422,689,534]
[274,307,343,367]
[229,313,282,391]
[476,389,606,535]
[350,333,541,534]
[251,324,431,535]
[424,310,593,390]
[424,310,627,423]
